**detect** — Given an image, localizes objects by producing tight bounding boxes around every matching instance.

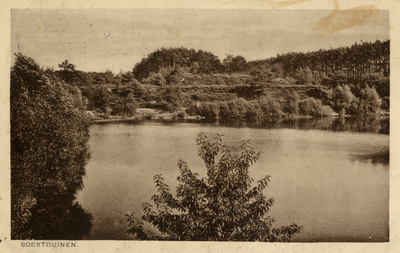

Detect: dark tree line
[132,47,224,81]
[11,53,92,239]
[130,40,389,92]
[52,40,390,89]
[247,40,390,81]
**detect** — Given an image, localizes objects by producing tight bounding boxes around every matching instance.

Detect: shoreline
[89,109,389,124]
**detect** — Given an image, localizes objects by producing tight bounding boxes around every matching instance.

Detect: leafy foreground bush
[126,133,302,241]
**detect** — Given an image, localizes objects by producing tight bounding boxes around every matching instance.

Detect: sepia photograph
[2,1,398,252]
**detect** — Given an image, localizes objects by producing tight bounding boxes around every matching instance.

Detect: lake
[76,117,389,242]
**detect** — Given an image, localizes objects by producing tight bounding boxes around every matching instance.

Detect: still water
[76,117,389,242]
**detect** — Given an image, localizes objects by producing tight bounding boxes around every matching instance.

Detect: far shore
[89,107,389,124]
[89,108,203,123]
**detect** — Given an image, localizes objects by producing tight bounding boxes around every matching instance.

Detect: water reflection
[94,116,389,135]
[351,147,389,165]
[185,116,389,135]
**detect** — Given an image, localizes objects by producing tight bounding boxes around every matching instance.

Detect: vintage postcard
[1,0,399,252]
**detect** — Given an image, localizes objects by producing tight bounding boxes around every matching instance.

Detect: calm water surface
[76,118,389,242]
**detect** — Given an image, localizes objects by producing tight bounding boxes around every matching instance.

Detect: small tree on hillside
[126,133,302,241]
[58,60,76,84]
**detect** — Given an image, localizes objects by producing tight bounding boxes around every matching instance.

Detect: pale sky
[11,9,389,74]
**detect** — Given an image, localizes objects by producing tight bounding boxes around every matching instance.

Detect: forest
[41,39,389,120]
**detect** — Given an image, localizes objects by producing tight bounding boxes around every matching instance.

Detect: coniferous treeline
[249,40,390,80]
[130,40,389,83]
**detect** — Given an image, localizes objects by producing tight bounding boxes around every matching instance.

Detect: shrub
[355,85,382,116]
[285,92,300,114]
[144,72,166,86]
[259,96,282,115]
[245,101,263,120]
[235,98,249,118]
[111,94,138,117]
[188,97,286,119]
[299,97,334,117]
[198,102,219,119]
[227,100,240,118]
[161,85,183,112]
[186,103,200,116]
[299,98,311,115]
[177,111,186,118]
[218,101,230,118]
[92,85,110,112]
[332,85,357,114]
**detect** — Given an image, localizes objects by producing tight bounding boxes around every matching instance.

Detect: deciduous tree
[11,53,92,239]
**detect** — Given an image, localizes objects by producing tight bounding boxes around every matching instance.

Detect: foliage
[103,69,115,84]
[295,66,314,85]
[160,85,184,112]
[355,85,382,116]
[332,85,358,114]
[186,97,283,120]
[198,102,220,119]
[111,93,138,117]
[250,69,275,84]
[191,61,200,74]
[119,70,135,84]
[180,74,252,87]
[271,62,285,78]
[356,73,389,99]
[49,40,390,113]
[58,60,76,84]
[56,60,92,86]
[126,133,302,241]
[85,70,121,85]
[66,85,86,111]
[133,47,222,82]
[285,92,300,114]
[92,85,110,112]
[247,40,390,80]
[163,66,186,85]
[11,53,92,239]
[223,55,247,73]
[258,96,282,116]
[144,72,167,86]
[189,90,238,103]
[299,97,334,117]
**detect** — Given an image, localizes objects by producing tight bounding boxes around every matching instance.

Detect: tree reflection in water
[208,116,389,135]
